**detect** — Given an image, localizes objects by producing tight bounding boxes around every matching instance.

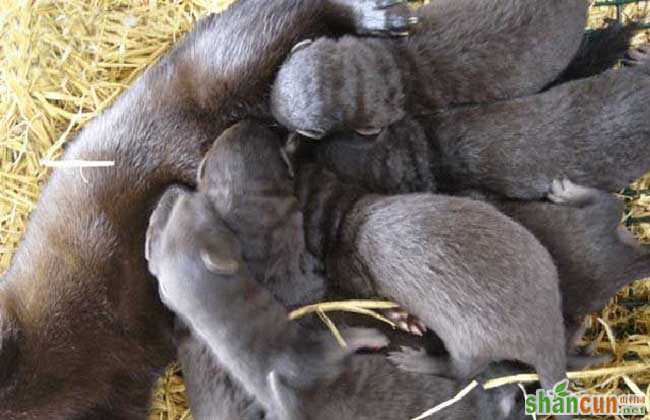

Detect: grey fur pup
[478,180,650,348]
[146,179,529,420]
[0,0,422,417]
[145,186,391,420]
[434,46,650,199]
[271,0,588,137]
[295,161,568,396]
[196,122,326,310]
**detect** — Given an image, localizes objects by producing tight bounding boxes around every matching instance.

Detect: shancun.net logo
[525,380,646,416]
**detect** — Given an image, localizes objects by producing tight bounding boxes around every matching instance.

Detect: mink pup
[209,121,568,403]
[296,163,569,394]
[271,0,588,137]
[146,186,529,420]
[482,180,650,348]
[195,122,327,310]
[145,186,390,420]
[0,0,421,417]
[396,181,650,374]
[432,45,650,199]
[283,45,650,199]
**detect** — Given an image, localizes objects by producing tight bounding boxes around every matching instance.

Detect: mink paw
[388,347,451,375]
[333,0,420,37]
[623,44,650,69]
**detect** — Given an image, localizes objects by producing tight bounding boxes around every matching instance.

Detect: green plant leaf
[553,380,569,397]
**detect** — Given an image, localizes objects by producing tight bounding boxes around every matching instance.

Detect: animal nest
[0,1,649,420]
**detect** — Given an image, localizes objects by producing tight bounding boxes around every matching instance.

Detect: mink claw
[296,129,325,140]
[348,0,417,37]
[355,127,382,136]
[412,319,427,335]
[409,324,424,337]
[384,308,427,336]
[408,16,419,25]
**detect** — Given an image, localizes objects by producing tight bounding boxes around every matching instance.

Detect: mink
[0,0,418,417]
[271,0,588,138]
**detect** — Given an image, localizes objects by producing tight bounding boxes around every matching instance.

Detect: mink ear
[199,247,240,276]
[146,185,191,266]
[198,219,242,276]
[0,309,21,383]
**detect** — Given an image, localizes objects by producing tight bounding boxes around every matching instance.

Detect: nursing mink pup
[195,122,327,310]
[483,181,650,348]
[272,0,588,137]
[433,45,650,199]
[295,163,569,396]
[0,0,424,417]
[146,182,529,420]
[145,186,386,420]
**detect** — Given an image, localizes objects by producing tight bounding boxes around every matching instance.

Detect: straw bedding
[0,1,648,419]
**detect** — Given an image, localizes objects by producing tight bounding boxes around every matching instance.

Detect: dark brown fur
[0,1,417,417]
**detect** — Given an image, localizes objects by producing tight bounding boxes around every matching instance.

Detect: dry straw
[0,1,649,420]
